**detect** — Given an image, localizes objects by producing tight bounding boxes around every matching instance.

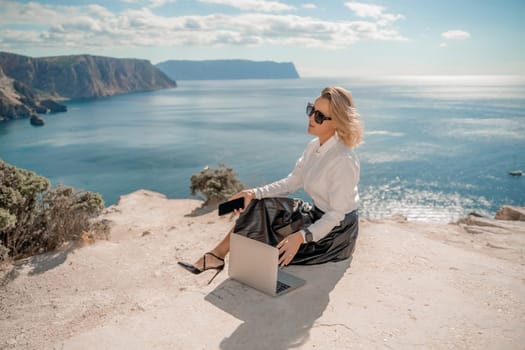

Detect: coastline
[1,189,524,349]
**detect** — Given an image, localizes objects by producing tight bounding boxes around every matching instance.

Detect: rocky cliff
[156,59,300,80]
[0,66,65,123]
[0,52,176,100]
[0,52,177,123]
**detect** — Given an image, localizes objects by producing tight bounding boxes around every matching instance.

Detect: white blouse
[253,133,360,242]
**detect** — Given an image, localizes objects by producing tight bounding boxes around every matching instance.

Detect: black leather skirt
[232,197,359,265]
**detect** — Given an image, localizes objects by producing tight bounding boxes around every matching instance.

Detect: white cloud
[197,0,294,12]
[0,29,44,45]
[88,4,115,18]
[345,2,384,18]
[344,1,404,25]
[149,0,177,8]
[302,4,316,9]
[439,42,447,48]
[0,1,58,25]
[120,0,175,6]
[0,0,407,51]
[442,30,471,40]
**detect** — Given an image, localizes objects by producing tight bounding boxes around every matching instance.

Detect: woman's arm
[253,141,314,198]
[304,154,359,242]
[253,157,305,199]
[228,141,313,212]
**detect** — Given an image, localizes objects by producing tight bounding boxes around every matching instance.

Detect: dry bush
[36,184,105,254]
[190,164,244,205]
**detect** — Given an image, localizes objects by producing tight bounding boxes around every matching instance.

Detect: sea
[1,76,524,223]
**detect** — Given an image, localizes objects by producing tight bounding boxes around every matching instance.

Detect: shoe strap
[204,252,224,262]
[203,252,225,271]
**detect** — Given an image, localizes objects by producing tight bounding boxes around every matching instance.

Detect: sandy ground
[1,189,524,350]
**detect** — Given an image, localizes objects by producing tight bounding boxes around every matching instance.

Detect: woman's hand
[277,232,304,267]
[229,189,256,215]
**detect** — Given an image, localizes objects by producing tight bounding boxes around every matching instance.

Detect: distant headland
[0,53,301,125]
[0,51,176,124]
[156,59,300,80]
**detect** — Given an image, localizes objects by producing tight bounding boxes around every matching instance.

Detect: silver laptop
[228,233,305,297]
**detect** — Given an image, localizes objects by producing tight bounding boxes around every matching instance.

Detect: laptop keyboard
[276,280,291,293]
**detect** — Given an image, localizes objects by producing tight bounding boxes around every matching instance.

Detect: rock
[495,206,525,221]
[30,114,45,126]
[0,51,176,99]
[0,66,49,122]
[39,99,67,113]
[156,59,300,80]
[1,51,177,124]
[389,214,407,223]
[467,212,487,218]
[34,105,48,114]
[458,214,525,235]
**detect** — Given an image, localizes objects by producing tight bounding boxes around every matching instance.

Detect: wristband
[303,228,314,242]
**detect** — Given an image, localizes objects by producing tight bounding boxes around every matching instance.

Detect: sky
[0,0,524,77]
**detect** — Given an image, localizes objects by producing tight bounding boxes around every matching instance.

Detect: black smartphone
[218,197,245,216]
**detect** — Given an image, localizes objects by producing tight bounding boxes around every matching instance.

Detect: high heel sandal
[178,252,225,285]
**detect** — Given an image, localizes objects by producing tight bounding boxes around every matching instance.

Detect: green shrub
[190,164,244,205]
[0,160,105,261]
[0,208,16,231]
[0,160,50,260]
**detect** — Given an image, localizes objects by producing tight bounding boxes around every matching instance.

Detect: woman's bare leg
[192,226,233,270]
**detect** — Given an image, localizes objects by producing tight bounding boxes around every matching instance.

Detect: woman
[178,86,363,284]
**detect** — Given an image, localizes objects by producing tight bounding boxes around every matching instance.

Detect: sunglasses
[306,102,332,125]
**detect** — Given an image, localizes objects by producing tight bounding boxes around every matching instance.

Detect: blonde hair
[319,86,363,148]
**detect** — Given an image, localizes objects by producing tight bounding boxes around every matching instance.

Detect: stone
[29,114,45,126]
[39,99,67,113]
[495,206,525,221]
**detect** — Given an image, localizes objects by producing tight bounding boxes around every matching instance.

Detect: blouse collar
[315,133,339,155]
